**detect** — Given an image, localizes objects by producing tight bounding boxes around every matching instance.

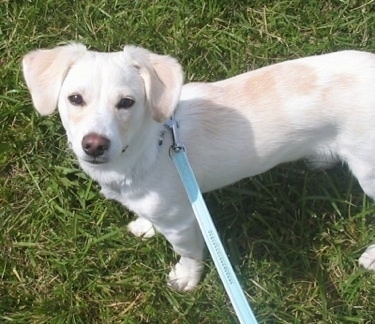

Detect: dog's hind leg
[359,244,375,270]
[346,156,375,270]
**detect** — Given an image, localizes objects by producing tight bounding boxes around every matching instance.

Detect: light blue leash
[165,116,258,324]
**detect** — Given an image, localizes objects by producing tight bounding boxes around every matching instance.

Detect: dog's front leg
[100,184,156,238]
[101,183,205,290]
[153,211,205,291]
[168,255,205,291]
[127,217,156,238]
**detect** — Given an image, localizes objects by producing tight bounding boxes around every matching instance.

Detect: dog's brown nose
[82,133,110,157]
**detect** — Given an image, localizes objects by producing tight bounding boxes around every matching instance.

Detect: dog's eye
[117,97,135,109]
[68,94,85,106]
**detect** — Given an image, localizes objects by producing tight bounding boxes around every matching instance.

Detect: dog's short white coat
[23,43,375,291]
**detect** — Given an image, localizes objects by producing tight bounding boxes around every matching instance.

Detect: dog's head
[22,43,183,166]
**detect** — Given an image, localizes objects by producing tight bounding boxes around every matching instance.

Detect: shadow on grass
[205,163,375,321]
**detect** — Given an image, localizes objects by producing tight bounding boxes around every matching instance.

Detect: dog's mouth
[81,158,109,165]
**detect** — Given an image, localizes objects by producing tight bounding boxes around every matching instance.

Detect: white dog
[23,43,375,291]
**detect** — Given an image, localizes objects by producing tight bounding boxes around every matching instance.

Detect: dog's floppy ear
[124,46,183,123]
[22,43,87,115]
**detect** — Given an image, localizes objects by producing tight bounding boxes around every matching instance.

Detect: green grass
[1,0,375,322]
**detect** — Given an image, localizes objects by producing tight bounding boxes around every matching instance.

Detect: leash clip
[165,115,185,152]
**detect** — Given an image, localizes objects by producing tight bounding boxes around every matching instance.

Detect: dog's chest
[100,181,161,219]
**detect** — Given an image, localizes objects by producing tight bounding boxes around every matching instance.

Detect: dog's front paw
[168,257,204,291]
[127,217,155,238]
[359,244,375,270]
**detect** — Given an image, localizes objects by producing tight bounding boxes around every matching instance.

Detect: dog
[23,43,375,291]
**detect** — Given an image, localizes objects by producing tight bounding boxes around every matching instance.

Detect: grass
[1,0,375,322]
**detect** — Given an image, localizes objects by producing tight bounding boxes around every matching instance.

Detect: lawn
[1,0,375,323]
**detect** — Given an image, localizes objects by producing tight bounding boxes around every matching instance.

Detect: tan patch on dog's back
[270,63,318,97]
[219,62,318,110]
[319,72,356,104]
